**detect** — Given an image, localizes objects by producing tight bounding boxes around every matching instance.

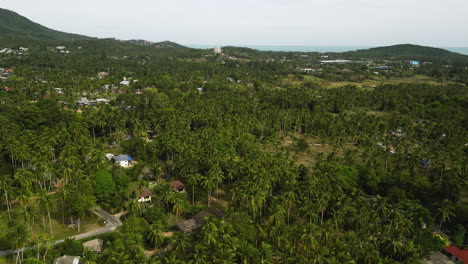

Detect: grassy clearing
[283,134,357,166]
[0,207,102,251]
[299,74,452,89]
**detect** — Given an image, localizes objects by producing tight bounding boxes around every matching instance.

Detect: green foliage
[453,224,466,248]
[94,170,116,204]
[55,238,84,256]
[293,138,309,152]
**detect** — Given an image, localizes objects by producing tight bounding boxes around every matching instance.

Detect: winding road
[0,207,123,257]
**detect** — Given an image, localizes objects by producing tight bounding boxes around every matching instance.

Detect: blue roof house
[113,155,133,167]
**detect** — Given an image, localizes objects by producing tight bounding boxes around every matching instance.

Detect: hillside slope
[0,8,89,42]
[341,44,468,64]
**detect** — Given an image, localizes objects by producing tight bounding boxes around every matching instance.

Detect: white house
[119,80,130,86]
[136,187,153,203]
[113,155,133,167]
[56,46,66,50]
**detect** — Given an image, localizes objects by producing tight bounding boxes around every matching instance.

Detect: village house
[170,180,186,193]
[176,209,224,233]
[83,238,104,254]
[136,187,153,203]
[444,245,468,264]
[97,72,110,79]
[53,255,80,264]
[77,97,91,106]
[112,155,133,167]
[176,219,198,233]
[120,80,130,86]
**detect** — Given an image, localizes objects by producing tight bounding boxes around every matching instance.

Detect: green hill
[341,44,468,65]
[0,8,89,42]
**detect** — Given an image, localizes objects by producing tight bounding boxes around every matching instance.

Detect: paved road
[0,207,123,257]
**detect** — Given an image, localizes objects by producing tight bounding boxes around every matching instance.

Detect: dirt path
[0,207,123,257]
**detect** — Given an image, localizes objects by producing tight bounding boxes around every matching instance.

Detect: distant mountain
[341,44,468,64]
[126,39,188,49]
[0,8,89,42]
[0,8,189,51]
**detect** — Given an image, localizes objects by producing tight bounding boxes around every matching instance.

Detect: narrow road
[0,207,123,257]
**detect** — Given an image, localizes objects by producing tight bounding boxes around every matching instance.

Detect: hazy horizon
[1,0,468,47]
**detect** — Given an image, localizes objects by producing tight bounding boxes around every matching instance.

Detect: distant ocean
[186,44,468,55]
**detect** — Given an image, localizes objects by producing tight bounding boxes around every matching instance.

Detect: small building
[193,209,225,225]
[119,80,130,86]
[97,72,110,79]
[53,255,80,264]
[176,219,199,233]
[137,187,153,203]
[410,61,420,66]
[56,46,66,50]
[96,98,110,104]
[113,155,133,167]
[77,97,91,106]
[214,47,222,54]
[444,246,468,264]
[54,88,64,94]
[170,180,186,193]
[83,238,103,254]
[420,160,431,167]
[176,209,224,233]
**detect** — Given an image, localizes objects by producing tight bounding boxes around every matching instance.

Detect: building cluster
[54,239,103,264]
[76,97,110,106]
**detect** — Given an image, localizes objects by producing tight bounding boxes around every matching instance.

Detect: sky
[1,0,468,47]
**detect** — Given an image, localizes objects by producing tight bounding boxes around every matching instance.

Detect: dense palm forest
[1,8,468,264]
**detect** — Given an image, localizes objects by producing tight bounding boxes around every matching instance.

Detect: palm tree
[171,232,192,256]
[38,189,54,235]
[147,222,165,251]
[187,173,200,205]
[282,191,297,225]
[209,165,224,199]
[16,188,32,206]
[172,198,184,222]
[0,175,14,221]
[7,223,30,264]
[14,169,34,190]
[19,205,39,239]
[201,175,216,207]
[436,199,455,230]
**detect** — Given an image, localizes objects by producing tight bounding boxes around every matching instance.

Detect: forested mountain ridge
[0,8,89,42]
[1,7,468,66]
[340,44,468,65]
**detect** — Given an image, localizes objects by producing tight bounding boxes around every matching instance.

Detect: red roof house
[444,245,468,264]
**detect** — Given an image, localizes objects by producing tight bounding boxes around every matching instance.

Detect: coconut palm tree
[38,189,54,235]
[147,222,165,251]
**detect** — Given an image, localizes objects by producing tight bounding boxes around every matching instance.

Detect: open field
[299,74,454,89]
[282,134,357,166]
[0,209,102,251]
